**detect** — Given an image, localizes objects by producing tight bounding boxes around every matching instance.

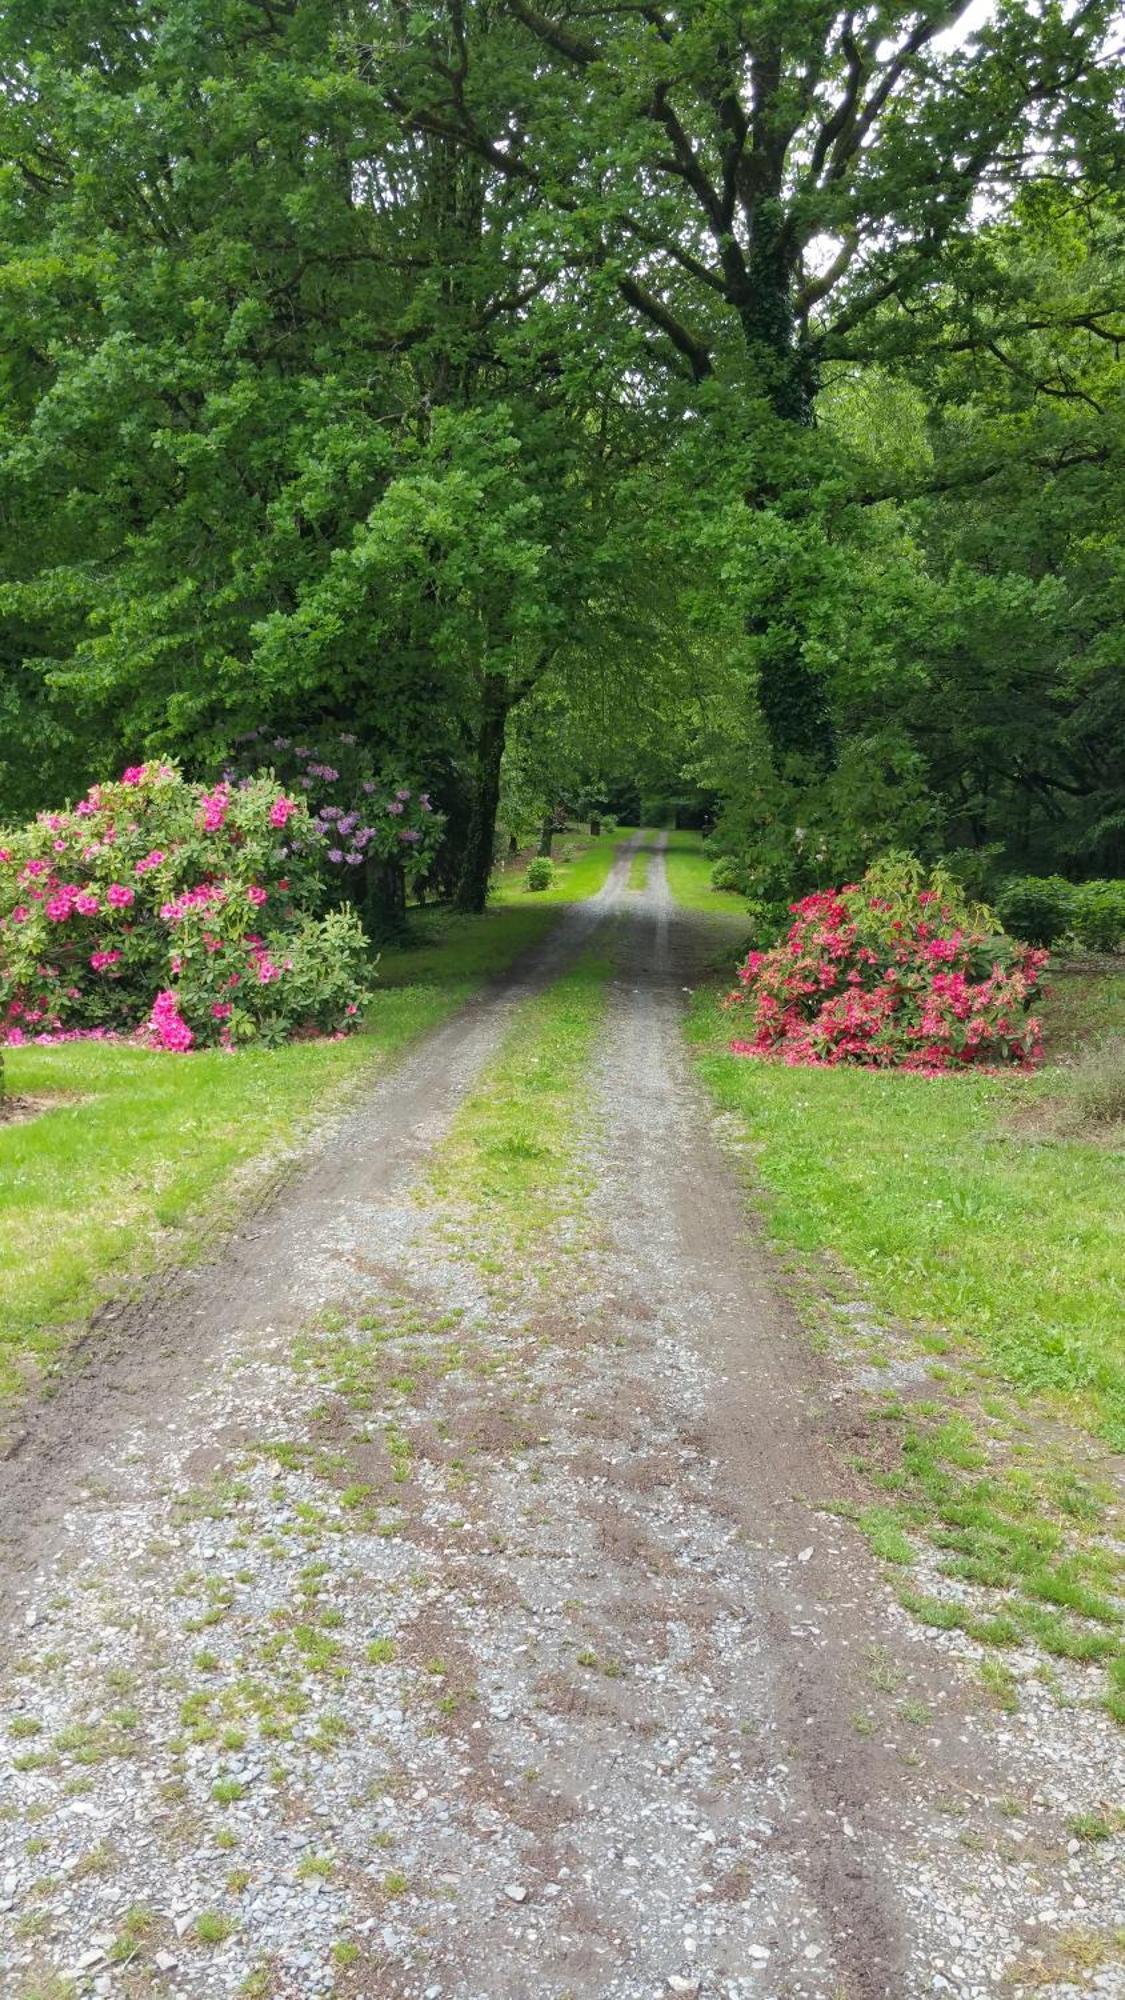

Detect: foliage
[710,857,749,894]
[726,859,1046,1072]
[996,876,1078,948]
[0,1,1121,905]
[1072,883,1125,955]
[996,876,1125,953]
[525,857,555,893]
[0,764,371,1051]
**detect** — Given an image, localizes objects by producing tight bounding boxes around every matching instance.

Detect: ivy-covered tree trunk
[454,675,509,913]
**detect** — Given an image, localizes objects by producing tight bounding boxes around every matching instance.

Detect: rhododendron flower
[149,988,194,1052]
[135,850,165,874]
[120,766,145,785]
[198,785,229,833]
[247,885,268,907]
[211,1002,233,1020]
[327,847,344,863]
[106,883,135,908]
[269,796,297,829]
[90,949,122,972]
[9,906,28,924]
[386,800,404,815]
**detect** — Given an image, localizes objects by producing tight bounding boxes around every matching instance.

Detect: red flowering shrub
[725,857,1047,1072]
[0,763,372,1051]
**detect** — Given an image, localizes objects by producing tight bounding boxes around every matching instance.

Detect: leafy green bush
[1071,882,1125,954]
[525,856,555,891]
[995,875,1077,947]
[710,856,749,893]
[744,897,791,947]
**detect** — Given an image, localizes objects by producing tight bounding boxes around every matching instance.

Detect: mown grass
[686,983,1125,1445]
[684,961,1125,1716]
[0,843,622,1402]
[626,844,651,892]
[428,950,613,1266]
[491,827,632,908]
[661,829,750,918]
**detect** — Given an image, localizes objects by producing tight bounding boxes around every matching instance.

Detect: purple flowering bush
[226,729,443,907]
[0,763,372,1051]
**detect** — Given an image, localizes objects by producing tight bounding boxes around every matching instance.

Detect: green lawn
[661,828,751,918]
[686,963,1125,1719]
[0,839,623,1402]
[491,827,634,907]
[686,989,1125,1445]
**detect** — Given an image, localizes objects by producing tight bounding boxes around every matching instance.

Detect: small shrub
[525,857,555,892]
[1071,881,1125,954]
[726,854,1046,1072]
[558,841,577,863]
[995,875,1076,947]
[710,856,749,893]
[226,727,443,895]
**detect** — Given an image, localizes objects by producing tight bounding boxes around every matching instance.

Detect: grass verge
[428,950,613,1272]
[626,845,651,893]
[491,828,632,908]
[662,829,749,918]
[0,851,618,1403]
[684,963,1125,1720]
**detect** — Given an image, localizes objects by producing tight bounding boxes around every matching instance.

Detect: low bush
[710,856,750,893]
[995,874,1125,954]
[1071,881,1125,954]
[0,763,373,1051]
[726,854,1047,1072]
[525,856,555,892]
[995,875,1077,947]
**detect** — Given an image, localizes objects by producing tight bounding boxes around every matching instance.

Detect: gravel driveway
[0,840,1121,2000]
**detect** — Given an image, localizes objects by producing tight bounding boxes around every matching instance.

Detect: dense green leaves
[0,1,1121,892]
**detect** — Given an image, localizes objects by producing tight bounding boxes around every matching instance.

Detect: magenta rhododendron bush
[726,858,1048,1073]
[0,763,373,1051]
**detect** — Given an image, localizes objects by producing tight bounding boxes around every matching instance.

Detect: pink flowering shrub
[725,856,1048,1073]
[0,763,372,1051]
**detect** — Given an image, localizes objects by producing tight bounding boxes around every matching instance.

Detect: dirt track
[1,839,1121,2000]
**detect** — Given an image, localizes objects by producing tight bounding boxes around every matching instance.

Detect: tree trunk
[589,817,600,836]
[454,674,509,912]
[537,816,554,858]
[363,857,407,940]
